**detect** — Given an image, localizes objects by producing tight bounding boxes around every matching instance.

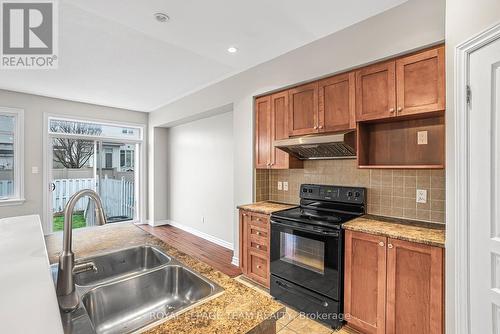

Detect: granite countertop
[45,223,284,334]
[237,201,296,215]
[343,215,445,248]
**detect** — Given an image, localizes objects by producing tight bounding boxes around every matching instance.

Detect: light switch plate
[417,131,428,145]
[416,189,427,203]
[277,181,283,190]
[31,166,39,174]
[283,182,289,191]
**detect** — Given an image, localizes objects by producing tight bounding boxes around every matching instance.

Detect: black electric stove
[269,184,366,329]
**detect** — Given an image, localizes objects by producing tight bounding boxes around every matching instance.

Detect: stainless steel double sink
[51,245,224,334]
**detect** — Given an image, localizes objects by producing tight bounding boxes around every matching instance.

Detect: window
[0,108,24,205]
[47,116,144,233]
[49,118,142,140]
[120,145,135,171]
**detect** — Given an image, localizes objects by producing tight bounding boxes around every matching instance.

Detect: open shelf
[357,115,445,169]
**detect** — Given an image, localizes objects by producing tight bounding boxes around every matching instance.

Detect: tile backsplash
[255,159,445,224]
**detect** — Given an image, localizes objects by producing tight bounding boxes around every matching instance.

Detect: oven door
[270,219,343,301]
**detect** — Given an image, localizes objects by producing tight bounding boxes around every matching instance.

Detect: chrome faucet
[56,189,107,312]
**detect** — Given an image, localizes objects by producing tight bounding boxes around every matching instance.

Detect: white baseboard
[167,220,234,250]
[231,256,239,267]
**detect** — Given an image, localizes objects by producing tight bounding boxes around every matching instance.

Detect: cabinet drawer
[248,222,268,240]
[249,240,268,254]
[250,214,269,226]
[248,251,269,286]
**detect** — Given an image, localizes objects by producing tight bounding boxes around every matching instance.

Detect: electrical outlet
[416,189,427,203]
[417,131,428,145]
[31,166,39,174]
[277,181,283,190]
[283,182,289,191]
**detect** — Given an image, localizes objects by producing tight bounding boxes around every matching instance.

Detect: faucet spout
[56,189,107,312]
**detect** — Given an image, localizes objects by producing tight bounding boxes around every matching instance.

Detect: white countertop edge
[0,215,63,334]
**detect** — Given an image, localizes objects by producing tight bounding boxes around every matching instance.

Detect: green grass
[53,213,87,231]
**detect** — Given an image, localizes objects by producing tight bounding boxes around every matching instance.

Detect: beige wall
[166,112,234,245]
[445,0,500,333]
[0,89,148,231]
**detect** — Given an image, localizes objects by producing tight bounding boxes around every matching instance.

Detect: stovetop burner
[270,184,366,229]
[272,206,355,228]
[299,209,342,223]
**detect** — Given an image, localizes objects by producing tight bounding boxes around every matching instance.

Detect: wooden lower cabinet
[385,238,444,334]
[344,230,444,334]
[239,210,270,287]
[344,231,387,334]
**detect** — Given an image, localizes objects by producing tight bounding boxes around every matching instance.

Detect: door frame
[42,113,146,234]
[453,22,500,334]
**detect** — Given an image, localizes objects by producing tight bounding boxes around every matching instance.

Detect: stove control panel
[300,184,366,204]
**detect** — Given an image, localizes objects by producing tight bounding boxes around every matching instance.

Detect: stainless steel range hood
[274,131,356,160]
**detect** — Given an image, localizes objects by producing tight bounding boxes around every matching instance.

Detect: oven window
[279,232,325,274]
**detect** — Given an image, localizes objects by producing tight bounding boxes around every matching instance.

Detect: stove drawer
[247,251,269,286]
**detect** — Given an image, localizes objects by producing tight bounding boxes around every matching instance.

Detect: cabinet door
[271,91,290,169]
[396,46,445,117]
[318,72,356,132]
[239,210,251,274]
[255,96,271,169]
[356,61,396,121]
[386,238,444,334]
[344,231,387,334]
[288,82,319,136]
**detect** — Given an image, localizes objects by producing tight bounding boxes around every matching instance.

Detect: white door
[469,36,500,333]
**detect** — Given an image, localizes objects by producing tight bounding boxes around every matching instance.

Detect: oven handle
[271,220,339,237]
[274,279,330,308]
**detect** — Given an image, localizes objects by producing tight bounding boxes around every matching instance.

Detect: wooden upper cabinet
[356,61,396,122]
[255,93,303,169]
[271,91,290,169]
[386,238,444,334]
[255,96,271,168]
[344,231,387,334]
[318,72,356,132]
[396,46,445,117]
[288,82,319,136]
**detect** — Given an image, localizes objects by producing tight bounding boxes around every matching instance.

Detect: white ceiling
[0,0,407,112]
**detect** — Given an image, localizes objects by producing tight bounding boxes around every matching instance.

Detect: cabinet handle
[389,108,395,113]
[397,107,403,112]
[256,231,261,235]
[388,243,394,249]
[256,245,261,249]
[379,241,385,247]
[318,125,323,129]
[314,126,318,129]
[256,265,262,269]
[242,213,247,217]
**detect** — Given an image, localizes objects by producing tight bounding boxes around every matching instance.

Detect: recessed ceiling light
[154,13,170,23]
[227,46,238,54]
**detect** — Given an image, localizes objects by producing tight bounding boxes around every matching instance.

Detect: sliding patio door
[47,117,142,233]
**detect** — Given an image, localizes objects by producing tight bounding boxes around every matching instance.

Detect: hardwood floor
[139,224,241,277]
